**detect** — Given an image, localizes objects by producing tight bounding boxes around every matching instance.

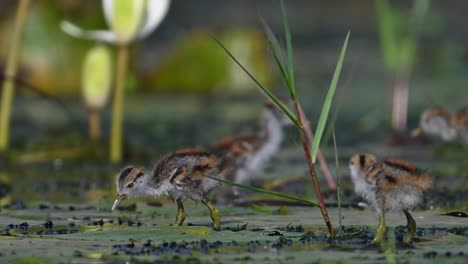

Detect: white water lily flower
[61,0,171,44]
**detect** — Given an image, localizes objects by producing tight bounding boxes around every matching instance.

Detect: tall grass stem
[0,0,31,152]
[214,1,352,237]
[292,100,335,237]
[110,45,129,163]
[332,126,342,230]
[297,102,336,190]
[310,31,349,163]
[211,35,299,127]
[280,0,295,97]
[279,0,335,236]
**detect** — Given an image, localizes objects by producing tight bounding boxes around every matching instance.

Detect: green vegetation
[61,0,170,163]
[205,175,319,207]
[310,32,349,163]
[214,0,350,237]
[150,28,274,93]
[108,1,146,163]
[0,0,31,152]
[0,203,466,263]
[376,0,430,132]
[332,127,342,230]
[0,1,466,263]
[82,45,113,141]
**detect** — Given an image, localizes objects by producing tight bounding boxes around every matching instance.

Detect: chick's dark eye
[127,183,134,188]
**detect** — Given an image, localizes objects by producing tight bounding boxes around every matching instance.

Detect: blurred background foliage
[0,1,107,94]
[147,28,274,93]
[0,1,274,95]
[0,0,467,97]
[0,0,467,142]
[0,0,466,209]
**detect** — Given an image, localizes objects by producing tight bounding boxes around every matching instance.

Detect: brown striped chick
[111,150,228,230]
[452,106,468,143]
[349,154,432,244]
[212,100,292,201]
[412,107,457,142]
[349,154,378,204]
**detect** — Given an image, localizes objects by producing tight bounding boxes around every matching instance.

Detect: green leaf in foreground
[260,18,290,91]
[332,126,342,229]
[205,174,319,207]
[260,0,296,97]
[310,31,350,163]
[280,0,296,97]
[211,34,299,127]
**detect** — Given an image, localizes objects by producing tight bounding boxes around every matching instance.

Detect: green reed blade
[211,34,299,127]
[205,174,319,207]
[311,31,350,163]
[280,0,296,97]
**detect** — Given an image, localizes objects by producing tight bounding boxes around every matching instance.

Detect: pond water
[0,94,467,263]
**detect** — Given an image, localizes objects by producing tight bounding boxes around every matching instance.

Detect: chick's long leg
[203,201,221,231]
[174,198,186,226]
[372,211,387,244]
[403,209,416,244]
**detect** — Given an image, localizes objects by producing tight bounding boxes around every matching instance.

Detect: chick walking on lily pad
[112,150,228,230]
[349,154,432,244]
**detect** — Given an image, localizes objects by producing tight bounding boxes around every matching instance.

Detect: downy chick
[412,107,457,142]
[349,154,432,244]
[111,150,228,230]
[213,100,292,200]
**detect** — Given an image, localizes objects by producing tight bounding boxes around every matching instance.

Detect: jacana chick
[111,150,228,230]
[349,154,432,244]
[412,107,457,142]
[212,100,292,200]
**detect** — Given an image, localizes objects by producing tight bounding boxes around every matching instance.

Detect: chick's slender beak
[111,194,127,211]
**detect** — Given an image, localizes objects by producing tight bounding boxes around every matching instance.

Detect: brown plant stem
[297,102,336,190]
[89,108,101,141]
[110,44,129,163]
[292,98,335,237]
[0,0,31,152]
